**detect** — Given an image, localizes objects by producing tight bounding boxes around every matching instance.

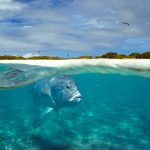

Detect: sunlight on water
[0,64,150,150]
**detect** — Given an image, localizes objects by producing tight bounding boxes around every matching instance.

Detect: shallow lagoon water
[0,62,150,150]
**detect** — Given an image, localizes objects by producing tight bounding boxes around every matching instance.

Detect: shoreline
[0,59,150,69]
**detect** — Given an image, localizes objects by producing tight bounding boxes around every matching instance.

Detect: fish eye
[66,85,71,89]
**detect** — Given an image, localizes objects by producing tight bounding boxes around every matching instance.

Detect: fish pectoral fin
[42,107,53,115]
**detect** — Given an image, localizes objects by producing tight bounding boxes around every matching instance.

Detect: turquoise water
[0,65,150,149]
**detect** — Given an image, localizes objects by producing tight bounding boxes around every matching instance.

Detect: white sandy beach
[0,59,150,70]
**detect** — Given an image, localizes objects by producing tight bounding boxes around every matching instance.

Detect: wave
[0,59,150,88]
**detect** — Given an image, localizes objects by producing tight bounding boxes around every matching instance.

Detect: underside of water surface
[0,61,150,150]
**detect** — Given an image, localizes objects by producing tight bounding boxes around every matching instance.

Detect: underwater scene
[0,63,150,150]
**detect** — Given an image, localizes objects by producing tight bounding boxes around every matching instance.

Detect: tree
[101,52,118,58]
[128,53,140,58]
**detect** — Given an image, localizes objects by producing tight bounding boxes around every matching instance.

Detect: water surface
[0,64,150,150]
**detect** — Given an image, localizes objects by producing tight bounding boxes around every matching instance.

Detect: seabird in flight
[121,22,130,26]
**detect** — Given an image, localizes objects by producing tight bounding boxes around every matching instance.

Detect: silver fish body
[32,75,81,114]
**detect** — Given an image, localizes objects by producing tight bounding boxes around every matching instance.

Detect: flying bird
[121,22,130,26]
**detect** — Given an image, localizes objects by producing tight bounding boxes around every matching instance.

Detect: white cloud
[0,0,150,55]
[0,0,25,11]
[23,53,39,58]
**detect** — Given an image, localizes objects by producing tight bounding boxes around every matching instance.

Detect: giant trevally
[32,75,82,115]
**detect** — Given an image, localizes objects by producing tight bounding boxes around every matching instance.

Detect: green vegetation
[127,52,150,59]
[0,51,150,60]
[96,51,150,59]
[100,52,126,59]
[76,56,94,59]
[28,56,64,60]
[0,55,25,60]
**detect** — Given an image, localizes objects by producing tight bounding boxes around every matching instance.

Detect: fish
[32,75,82,115]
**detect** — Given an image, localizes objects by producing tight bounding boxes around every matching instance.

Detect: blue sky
[0,0,150,57]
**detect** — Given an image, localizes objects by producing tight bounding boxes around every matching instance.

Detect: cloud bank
[0,0,150,55]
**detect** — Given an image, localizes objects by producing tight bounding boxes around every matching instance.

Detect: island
[0,51,150,60]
